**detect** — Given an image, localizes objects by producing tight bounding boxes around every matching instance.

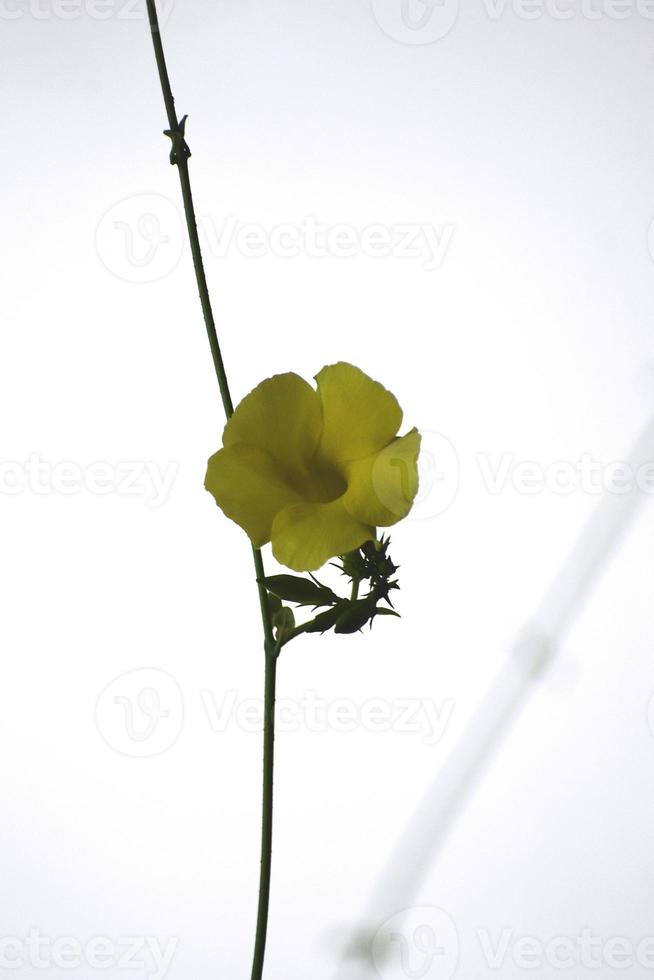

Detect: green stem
[144,0,233,417]
[144,5,276,976]
[250,646,278,977]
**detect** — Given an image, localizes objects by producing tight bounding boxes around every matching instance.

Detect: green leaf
[373,607,401,618]
[261,574,338,607]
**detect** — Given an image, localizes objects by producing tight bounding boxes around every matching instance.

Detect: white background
[2,1,654,977]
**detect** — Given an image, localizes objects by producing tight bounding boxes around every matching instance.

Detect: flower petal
[205,445,301,548]
[223,372,322,478]
[343,428,421,527]
[315,362,403,463]
[271,498,374,572]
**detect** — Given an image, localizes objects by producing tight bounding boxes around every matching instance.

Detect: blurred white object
[336,416,654,978]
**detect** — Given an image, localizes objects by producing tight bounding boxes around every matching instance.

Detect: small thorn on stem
[164,113,191,165]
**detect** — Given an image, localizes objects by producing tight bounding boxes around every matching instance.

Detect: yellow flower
[205,362,421,572]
